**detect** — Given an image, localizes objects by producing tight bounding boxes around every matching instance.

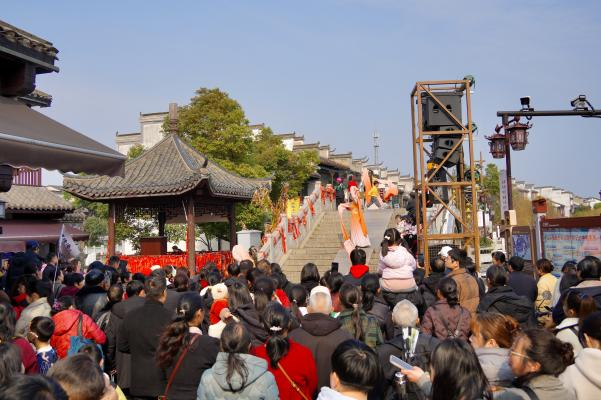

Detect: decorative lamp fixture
[506,117,532,151]
[485,125,506,159]
[0,200,5,219]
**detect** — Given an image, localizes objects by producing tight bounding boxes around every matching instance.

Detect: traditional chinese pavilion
[63,134,270,273]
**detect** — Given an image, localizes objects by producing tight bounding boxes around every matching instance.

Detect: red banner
[120,252,234,275]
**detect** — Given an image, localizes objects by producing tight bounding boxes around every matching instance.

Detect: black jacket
[232,303,268,343]
[301,279,319,295]
[289,312,353,391]
[367,296,395,340]
[106,294,145,389]
[508,271,538,303]
[420,272,445,308]
[477,286,536,328]
[161,333,219,400]
[377,328,440,400]
[6,251,41,291]
[75,285,108,320]
[117,298,172,397]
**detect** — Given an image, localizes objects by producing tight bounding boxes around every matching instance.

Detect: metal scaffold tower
[410,79,480,272]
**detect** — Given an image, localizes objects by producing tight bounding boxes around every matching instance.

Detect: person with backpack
[377,300,439,399]
[360,273,394,340]
[252,303,318,400]
[156,293,219,400]
[555,290,597,355]
[477,266,537,329]
[421,277,471,340]
[50,296,106,359]
[337,284,383,349]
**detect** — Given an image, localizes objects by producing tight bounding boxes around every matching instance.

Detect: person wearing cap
[75,269,109,320]
[289,286,353,392]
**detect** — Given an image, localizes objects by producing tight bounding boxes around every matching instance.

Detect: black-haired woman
[495,328,575,399]
[197,322,278,399]
[227,280,268,343]
[316,339,381,400]
[360,273,394,340]
[378,228,425,314]
[401,338,493,400]
[337,284,382,350]
[421,277,471,340]
[156,293,218,400]
[252,303,317,399]
[300,263,321,294]
[0,300,38,374]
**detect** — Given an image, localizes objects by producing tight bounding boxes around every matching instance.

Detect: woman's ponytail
[262,303,291,368]
[340,284,365,341]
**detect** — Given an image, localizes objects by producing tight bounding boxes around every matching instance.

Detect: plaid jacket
[338,309,383,349]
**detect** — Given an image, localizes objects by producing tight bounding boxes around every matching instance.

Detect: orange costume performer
[338,186,371,251]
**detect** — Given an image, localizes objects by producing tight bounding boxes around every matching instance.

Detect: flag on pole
[58,224,80,260]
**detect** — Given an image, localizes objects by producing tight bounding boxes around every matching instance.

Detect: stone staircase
[282,209,399,282]
[282,211,348,283]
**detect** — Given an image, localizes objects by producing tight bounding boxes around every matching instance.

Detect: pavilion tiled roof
[0,185,73,212]
[63,135,270,201]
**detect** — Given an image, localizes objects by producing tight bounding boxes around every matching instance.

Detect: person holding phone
[399,339,492,400]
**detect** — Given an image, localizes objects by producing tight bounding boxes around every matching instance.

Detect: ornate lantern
[506,118,532,151]
[485,133,506,159]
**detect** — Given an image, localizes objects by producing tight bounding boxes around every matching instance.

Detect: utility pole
[477,152,487,238]
[373,131,380,165]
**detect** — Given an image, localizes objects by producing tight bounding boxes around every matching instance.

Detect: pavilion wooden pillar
[186,196,196,275]
[107,202,116,257]
[228,203,237,247]
[157,211,166,237]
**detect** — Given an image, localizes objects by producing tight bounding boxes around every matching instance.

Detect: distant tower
[373,131,380,164]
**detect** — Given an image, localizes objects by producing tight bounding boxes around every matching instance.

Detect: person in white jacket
[560,311,601,400]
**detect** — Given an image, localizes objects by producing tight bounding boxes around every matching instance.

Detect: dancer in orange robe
[338,186,371,251]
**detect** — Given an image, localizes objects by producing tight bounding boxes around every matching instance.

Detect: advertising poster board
[541,216,601,273]
[511,226,535,261]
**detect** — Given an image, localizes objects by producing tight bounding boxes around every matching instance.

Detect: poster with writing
[543,227,601,272]
[512,233,532,260]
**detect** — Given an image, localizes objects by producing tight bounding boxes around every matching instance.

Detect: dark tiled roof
[63,135,270,200]
[319,157,351,170]
[0,20,59,69]
[0,185,73,212]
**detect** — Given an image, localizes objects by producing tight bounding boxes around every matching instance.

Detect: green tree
[165,87,318,239]
[127,144,145,159]
[482,164,501,224]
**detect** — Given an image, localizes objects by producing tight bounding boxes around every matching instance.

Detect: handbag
[277,362,310,400]
[158,334,200,400]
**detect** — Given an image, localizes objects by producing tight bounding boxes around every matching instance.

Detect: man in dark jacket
[75,269,108,320]
[478,265,536,328]
[378,300,439,400]
[118,275,171,399]
[420,257,446,308]
[289,286,352,391]
[507,256,537,303]
[105,279,145,393]
[344,248,370,286]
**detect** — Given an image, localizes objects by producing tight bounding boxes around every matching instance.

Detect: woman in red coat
[252,303,317,400]
[50,297,106,358]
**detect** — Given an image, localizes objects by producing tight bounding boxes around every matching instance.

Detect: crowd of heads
[0,233,600,400]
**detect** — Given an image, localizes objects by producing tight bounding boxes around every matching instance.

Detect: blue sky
[4,0,601,197]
